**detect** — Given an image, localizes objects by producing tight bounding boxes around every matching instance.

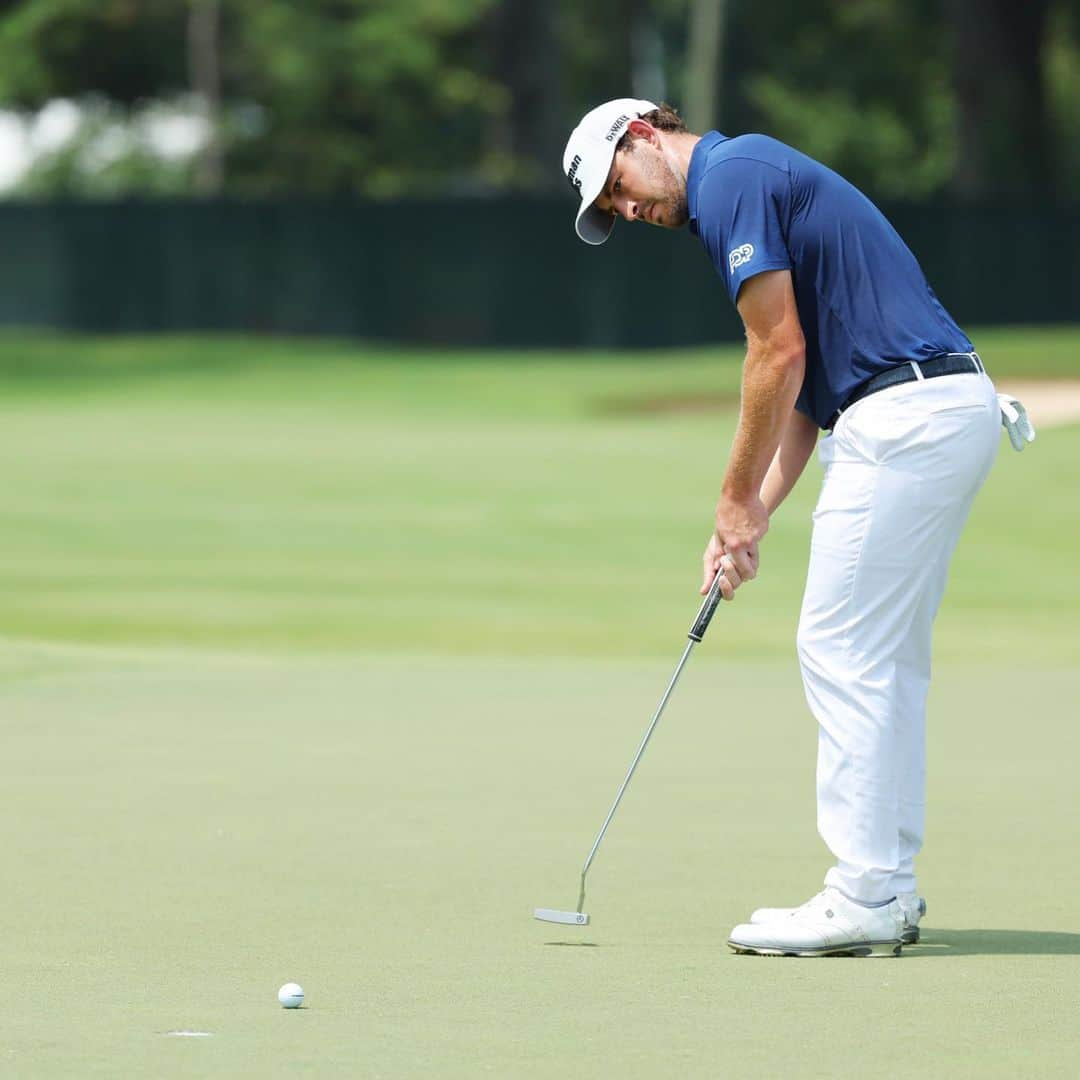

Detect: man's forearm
[760,408,819,514]
[721,345,805,502]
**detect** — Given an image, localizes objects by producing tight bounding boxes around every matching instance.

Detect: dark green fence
[0,199,1076,346]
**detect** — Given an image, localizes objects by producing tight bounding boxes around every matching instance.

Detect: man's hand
[701,494,769,599]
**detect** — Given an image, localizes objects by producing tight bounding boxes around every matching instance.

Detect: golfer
[563,99,1031,956]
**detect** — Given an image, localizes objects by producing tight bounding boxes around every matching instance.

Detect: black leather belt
[827,352,985,430]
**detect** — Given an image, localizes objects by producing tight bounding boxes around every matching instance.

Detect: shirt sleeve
[694,157,793,304]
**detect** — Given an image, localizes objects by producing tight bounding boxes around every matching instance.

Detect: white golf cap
[563,98,658,245]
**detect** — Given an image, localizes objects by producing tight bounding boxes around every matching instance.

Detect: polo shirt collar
[687,130,728,237]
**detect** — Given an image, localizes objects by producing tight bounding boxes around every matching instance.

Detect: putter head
[534,908,590,926]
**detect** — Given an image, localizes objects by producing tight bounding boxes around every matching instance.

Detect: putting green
[4,652,1078,1077]
[1,331,1078,1077]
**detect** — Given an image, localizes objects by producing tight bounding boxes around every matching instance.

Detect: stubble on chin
[666,193,689,228]
[654,189,688,229]
[638,147,690,229]
[656,162,689,228]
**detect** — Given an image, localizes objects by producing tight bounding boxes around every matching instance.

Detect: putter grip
[688,572,724,642]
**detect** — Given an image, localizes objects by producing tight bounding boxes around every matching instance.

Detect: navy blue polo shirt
[687,132,973,429]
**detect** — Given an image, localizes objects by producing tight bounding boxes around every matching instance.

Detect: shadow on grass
[0,330,741,385]
[540,931,1080,954]
[911,929,1080,956]
[0,331,367,384]
[590,390,740,417]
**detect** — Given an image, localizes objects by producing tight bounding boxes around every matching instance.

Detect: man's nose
[617,198,639,222]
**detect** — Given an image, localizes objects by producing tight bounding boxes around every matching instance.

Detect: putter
[534,568,727,926]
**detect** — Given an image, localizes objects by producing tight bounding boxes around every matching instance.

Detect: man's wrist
[719,480,758,504]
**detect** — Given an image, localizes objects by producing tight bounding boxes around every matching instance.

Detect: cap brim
[574,165,615,246]
[575,203,615,246]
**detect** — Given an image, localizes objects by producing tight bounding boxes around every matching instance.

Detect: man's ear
[625,118,658,146]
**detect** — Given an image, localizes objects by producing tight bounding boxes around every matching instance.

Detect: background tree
[946,0,1056,200]
[0,0,1076,203]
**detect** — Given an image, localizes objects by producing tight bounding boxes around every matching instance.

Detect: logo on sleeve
[728,243,754,273]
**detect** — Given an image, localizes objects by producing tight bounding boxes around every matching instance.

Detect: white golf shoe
[750,891,926,944]
[728,888,904,957]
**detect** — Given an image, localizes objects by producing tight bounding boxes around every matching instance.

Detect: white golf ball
[278,982,304,1009]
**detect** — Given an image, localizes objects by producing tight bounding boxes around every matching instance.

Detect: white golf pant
[797,367,1000,903]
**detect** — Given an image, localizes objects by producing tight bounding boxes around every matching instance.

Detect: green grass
[1,329,1078,1077]
[0,326,1077,662]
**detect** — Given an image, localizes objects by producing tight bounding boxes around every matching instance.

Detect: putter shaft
[535,571,725,927]
[576,639,696,913]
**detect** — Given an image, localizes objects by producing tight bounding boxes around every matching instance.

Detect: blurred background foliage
[0,0,1076,202]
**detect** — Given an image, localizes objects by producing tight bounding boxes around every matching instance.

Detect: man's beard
[638,148,689,228]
